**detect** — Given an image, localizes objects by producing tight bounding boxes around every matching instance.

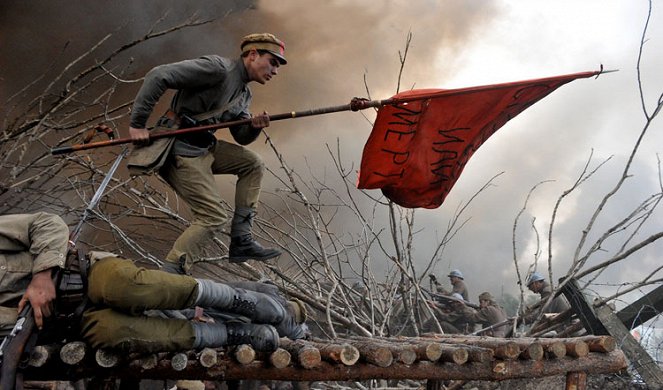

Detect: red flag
[357,70,599,208]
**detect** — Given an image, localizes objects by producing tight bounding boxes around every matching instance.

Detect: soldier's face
[246,50,280,84]
[528,281,542,293]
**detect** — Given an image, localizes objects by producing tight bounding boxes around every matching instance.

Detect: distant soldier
[463,292,509,337]
[526,272,571,314]
[447,269,469,301]
[424,293,475,334]
[428,269,469,301]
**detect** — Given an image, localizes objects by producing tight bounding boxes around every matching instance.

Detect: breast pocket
[0,253,32,292]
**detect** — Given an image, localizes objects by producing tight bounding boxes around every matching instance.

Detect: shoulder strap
[192,94,245,123]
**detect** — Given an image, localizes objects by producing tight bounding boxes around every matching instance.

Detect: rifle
[422,287,480,310]
[471,317,515,336]
[0,147,127,389]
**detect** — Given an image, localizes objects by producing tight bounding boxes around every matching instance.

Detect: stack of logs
[23,335,626,383]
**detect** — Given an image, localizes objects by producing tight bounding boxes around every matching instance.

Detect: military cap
[241,33,287,65]
[478,292,494,302]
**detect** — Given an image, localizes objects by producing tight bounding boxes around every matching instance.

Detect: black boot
[196,279,285,324]
[229,207,282,263]
[192,322,279,352]
[226,322,280,352]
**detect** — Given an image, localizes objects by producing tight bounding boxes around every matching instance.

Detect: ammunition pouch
[49,249,90,341]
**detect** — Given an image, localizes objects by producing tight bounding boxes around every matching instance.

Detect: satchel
[126,136,175,175]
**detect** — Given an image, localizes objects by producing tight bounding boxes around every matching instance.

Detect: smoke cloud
[2,1,662,307]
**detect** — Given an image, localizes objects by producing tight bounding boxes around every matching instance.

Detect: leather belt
[156,109,181,128]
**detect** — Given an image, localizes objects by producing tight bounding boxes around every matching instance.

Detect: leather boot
[228,207,282,263]
[195,279,285,324]
[226,322,279,352]
[192,322,279,352]
[161,254,187,275]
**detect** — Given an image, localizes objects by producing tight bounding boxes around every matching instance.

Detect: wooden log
[461,346,493,363]
[76,350,624,382]
[528,309,574,336]
[28,345,60,368]
[390,345,417,365]
[320,343,360,366]
[306,340,360,365]
[438,346,468,365]
[565,371,587,390]
[513,338,568,359]
[544,341,567,359]
[198,348,218,368]
[280,339,322,369]
[234,344,256,365]
[564,340,589,358]
[95,349,120,368]
[411,342,443,362]
[60,341,87,365]
[421,335,519,360]
[171,352,188,371]
[344,340,393,368]
[493,341,521,360]
[519,342,544,361]
[576,336,616,353]
[23,381,70,389]
[347,336,418,365]
[252,348,292,369]
[268,348,292,369]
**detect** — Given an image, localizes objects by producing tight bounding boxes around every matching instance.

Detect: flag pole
[50,98,392,155]
[50,68,611,156]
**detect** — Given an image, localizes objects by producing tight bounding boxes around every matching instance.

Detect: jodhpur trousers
[80,257,199,353]
[160,139,264,269]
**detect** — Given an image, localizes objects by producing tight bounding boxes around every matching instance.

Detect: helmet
[527,272,545,286]
[451,293,465,301]
[448,269,464,279]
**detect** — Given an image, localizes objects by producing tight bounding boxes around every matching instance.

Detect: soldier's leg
[160,153,229,273]
[88,257,284,323]
[81,308,195,352]
[87,257,198,314]
[210,141,280,262]
[80,308,279,353]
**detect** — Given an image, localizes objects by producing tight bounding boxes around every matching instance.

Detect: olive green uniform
[128,55,264,270]
[463,303,508,337]
[81,256,200,352]
[0,213,68,333]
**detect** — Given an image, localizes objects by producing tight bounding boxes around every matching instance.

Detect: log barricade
[22,335,626,383]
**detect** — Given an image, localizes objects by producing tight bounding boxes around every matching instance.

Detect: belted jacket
[0,213,68,326]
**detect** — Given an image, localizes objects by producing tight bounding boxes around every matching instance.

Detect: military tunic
[0,213,68,329]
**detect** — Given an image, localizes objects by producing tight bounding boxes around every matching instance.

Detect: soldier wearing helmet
[447,269,469,301]
[428,269,469,301]
[525,271,571,316]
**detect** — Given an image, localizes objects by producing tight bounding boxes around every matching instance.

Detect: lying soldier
[0,212,307,358]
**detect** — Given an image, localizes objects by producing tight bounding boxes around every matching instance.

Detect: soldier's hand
[19,269,56,329]
[129,126,150,145]
[250,111,270,129]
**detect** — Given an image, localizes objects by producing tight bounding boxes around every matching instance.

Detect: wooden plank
[616,284,663,329]
[559,279,608,335]
[595,303,663,388]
